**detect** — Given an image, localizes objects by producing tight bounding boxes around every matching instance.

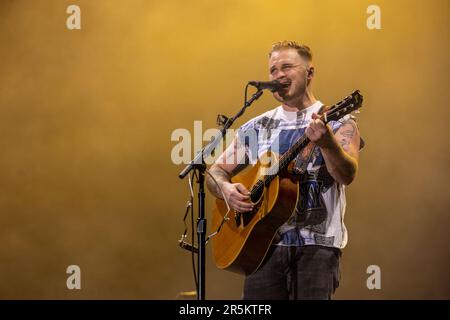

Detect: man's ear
[307,66,315,78]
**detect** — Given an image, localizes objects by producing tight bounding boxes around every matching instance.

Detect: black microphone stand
[178,88,264,300]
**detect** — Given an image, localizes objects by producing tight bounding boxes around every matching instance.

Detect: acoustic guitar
[211,90,363,275]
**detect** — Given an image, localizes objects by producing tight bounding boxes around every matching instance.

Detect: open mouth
[279,79,291,86]
[279,81,291,90]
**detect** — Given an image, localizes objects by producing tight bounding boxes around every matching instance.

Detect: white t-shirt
[236,101,362,249]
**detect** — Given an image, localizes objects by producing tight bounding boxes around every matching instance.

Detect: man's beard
[276,84,306,104]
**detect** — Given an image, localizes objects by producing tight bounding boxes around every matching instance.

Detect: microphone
[248,80,289,92]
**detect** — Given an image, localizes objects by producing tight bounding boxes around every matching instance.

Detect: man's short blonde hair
[269,41,313,62]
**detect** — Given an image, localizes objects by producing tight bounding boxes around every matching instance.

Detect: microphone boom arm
[178,88,263,179]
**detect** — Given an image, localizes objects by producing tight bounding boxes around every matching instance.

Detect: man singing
[206,41,363,300]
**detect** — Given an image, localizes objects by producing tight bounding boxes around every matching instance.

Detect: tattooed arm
[206,137,254,212]
[206,165,232,199]
[306,114,360,185]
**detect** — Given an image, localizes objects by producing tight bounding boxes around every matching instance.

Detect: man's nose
[272,69,287,80]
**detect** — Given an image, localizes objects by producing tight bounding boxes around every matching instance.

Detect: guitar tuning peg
[216,114,229,128]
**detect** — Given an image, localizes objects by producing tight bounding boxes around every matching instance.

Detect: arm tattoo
[206,166,231,199]
[338,120,357,150]
[207,145,250,198]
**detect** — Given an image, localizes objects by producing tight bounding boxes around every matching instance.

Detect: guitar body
[211,152,299,275]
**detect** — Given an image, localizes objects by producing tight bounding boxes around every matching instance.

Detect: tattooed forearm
[206,165,231,199]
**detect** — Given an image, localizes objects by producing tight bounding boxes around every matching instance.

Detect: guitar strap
[291,104,331,176]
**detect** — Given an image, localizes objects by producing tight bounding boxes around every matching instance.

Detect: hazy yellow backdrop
[0,0,448,299]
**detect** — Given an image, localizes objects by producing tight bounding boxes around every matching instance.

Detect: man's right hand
[222,182,254,212]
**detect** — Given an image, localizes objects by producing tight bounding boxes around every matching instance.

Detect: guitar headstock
[323,90,363,123]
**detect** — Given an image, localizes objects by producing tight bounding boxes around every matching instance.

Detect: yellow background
[0,0,448,299]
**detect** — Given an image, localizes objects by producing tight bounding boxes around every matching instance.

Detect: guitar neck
[264,134,310,185]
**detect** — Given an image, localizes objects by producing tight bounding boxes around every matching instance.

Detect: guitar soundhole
[250,184,264,203]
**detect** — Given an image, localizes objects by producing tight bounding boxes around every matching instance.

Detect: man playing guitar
[206,41,362,300]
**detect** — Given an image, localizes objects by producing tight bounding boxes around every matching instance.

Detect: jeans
[243,245,341,300]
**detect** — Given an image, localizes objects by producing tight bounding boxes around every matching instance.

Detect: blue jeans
[243,245,341,300]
